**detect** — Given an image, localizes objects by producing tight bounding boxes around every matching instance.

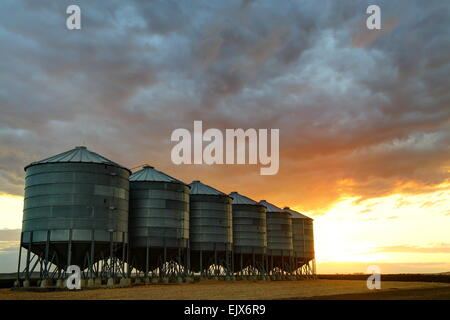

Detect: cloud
[318,261,450,274]
[0,246,19,273]
[0,241,19,253]
[0,0,449,213]
[364,216,398,221]
[352,15,399,48]
[0,229,21,241]
[373,244,450,254]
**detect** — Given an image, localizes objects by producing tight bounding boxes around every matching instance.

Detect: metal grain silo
[229,192,267,279]
[283,207,316,278]
[259,200,293,279]
[189,181,233,280]
[18,146,130,288]
[128,165,190,283]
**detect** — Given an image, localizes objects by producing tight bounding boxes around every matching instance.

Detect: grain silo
[189,181,233,280]
[128,165,190,283]
[283,207,316,278]
[229,192,267,280]
[259,200,293,280]
[18,146,130,288]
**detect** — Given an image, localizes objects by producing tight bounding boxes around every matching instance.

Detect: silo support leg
[90,236,95,280]
[229,251,232,278]
[199,250,203,278]
[213,244,218,277]
[16,233,23,286]
[145,242,149,279]
[231,252,234,278]
[67,230,72,272]
[178,248,181,278]
[252,252,256,276]
[163,246,167,278]
[126,243,130,278]
[270,255,273,277]
[186,248,189,278]
[25,238,32,281]
[49,252,58,280]
[240,253,243,278]
[29,254,39,277]
[186,247,190,277]
[125,232,130,278]
[43,230,50,281]
[313,259,317,279]
[121,233,126,278]
[263,254,267,277]
[107,231,114,285]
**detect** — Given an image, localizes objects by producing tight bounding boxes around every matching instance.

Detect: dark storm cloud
[0,0,449,211]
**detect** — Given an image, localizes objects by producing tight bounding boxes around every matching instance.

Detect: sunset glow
[313,182,450,272]
[1,183,449,273]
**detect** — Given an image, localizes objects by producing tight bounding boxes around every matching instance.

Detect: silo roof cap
[24,146,130,173]
[283,206,313,220]
[229,192,259,205]
[189,180,227,196]
[129,165,188,185]
[258,200,285,213]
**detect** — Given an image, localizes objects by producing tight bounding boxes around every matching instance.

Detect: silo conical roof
[24,146,130,172]
[130,165,188,185]
[283,207,313,220]
[229,191,259,205]
[189,180,227,195]
[258,200,284,212]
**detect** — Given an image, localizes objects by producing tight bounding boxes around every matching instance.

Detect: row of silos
[17,146,314,287]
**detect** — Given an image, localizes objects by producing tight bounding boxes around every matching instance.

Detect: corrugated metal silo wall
[266,211,293,257]
[189,194,232,252]
[304,220,315,259]
[291,219,305,259]
[232,204,266,254]
[22,163,129,266]
[129,181,189,249]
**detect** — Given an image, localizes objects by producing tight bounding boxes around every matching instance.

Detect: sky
[0,0,449,274]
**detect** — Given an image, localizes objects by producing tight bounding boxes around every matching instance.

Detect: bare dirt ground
[0,279,449,300]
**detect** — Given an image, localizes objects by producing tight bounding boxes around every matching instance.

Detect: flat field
[0,279,449,300]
